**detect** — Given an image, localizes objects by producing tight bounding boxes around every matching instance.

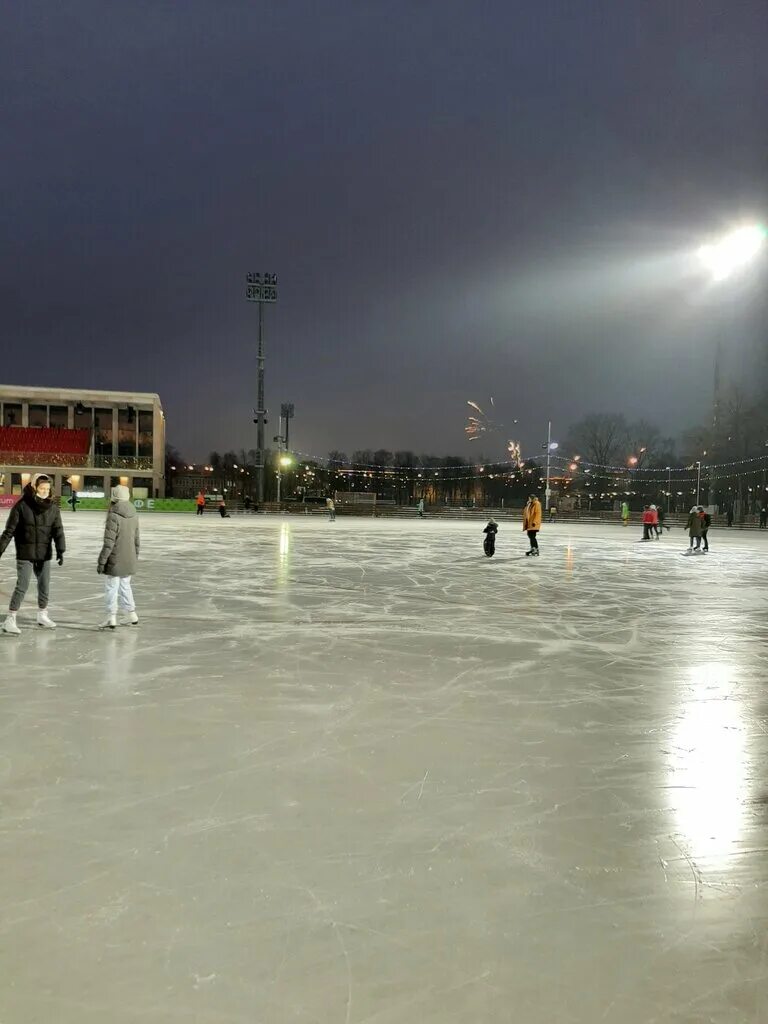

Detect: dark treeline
[167,383,768,514]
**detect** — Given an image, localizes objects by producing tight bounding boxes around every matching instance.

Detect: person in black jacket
[0,475,65,634]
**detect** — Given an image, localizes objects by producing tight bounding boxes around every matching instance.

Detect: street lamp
[542,422,558,509]
[697,224,766,282]
[276,454,293,504]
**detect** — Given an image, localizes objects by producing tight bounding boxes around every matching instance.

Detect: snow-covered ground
[2,513,768,1023]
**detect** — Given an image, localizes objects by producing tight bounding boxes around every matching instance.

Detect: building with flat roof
[0,385,165,500]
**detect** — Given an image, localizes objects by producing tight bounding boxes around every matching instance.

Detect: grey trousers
[9,560,51,611]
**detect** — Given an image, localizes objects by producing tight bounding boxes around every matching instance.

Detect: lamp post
[543,422,558,510]
[666,466,671,513]
[276,455,292,504]
[245,271,278,504]
[695,460,702,506]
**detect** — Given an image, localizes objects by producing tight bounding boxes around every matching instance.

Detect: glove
[96,565,104,575]
[57,555,64,566]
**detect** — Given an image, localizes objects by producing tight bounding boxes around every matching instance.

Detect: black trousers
[701,530,709,551]
[527,530,539,550]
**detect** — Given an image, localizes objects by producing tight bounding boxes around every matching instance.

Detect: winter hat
[32,473,51,490]
[111,485,130,502]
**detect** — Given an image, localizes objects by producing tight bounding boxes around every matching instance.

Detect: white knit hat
[111,485,130,502]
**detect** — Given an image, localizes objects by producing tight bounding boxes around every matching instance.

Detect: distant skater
[641,505,655,541]
[97,485,140,629]
[523,494,542,557]
[699,506,711,552]
[621,501,630,527]
[726,504,734,528]
[196,491,205,516]
[68,491,79,512]
[218,500,230,518]
[483,518,498,557]
[649,504,660,539]
[548,504,557,524]
[326,497,336,522]
[656,504,669,535]
[760,503,767,529]
[686,506,703,552]
[417,498,425,518]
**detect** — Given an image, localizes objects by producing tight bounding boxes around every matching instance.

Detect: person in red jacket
[649,504,660,539]
[641,505,655,541]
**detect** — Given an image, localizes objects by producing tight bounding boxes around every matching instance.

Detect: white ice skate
[99,615,117,630]
[122,611,139,626]
[37,611,57,629]
[2,613,21,635]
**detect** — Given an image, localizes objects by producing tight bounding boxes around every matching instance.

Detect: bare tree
[567,413,630,468]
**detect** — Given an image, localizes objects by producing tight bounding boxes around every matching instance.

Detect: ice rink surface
[2,512,768,1023]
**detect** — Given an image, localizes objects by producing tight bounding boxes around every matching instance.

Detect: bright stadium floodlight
[279,455,292,468]
[697,224,767,282]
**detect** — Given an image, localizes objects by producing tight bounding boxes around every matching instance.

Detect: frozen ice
[2,513,768,1023]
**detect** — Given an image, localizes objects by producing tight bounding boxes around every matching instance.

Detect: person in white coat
[97,485,140,629]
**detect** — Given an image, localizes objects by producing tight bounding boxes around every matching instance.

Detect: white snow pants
[104,576,136,615]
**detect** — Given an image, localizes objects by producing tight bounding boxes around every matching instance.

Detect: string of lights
[288,446,768,476]
[549,451,768,473]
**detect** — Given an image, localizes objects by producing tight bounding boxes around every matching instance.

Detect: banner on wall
[69,497,197,513]
[0,496,16,509]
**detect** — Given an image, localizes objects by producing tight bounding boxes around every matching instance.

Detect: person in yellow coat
[523,494,542,557]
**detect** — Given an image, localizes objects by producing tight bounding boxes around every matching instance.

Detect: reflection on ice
[668,662,747,863]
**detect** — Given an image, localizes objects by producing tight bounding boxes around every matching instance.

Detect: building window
[49,406,68,428]
[28,404,48,428]
[74,404,92,431]
[83,476,105,494]
[3,403,22,427]
[94,408,113,457]
[138,410,153,457]
[118,407,136,457]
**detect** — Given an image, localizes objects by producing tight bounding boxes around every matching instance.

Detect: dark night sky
[2,1,767,462]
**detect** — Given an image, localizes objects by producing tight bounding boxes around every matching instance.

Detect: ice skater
[218,499,230,518]
[641,505,655,541]
[760,503,767,529]
[0,474,65,634]
[97,485,140,629]
[649,504,660,539]
[326,497,336,521]
[621,500,630,527]
[523,494,542,556]
[483,518,498,557]
[685,506,703,553]
[196,491,205,516]
[417,498,425,518]
[699,505,711,552]
[656,504,669,535]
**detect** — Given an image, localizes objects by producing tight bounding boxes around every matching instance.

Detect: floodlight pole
[245,272,278,505]
[257,300,265,503]
[545,420,552,509]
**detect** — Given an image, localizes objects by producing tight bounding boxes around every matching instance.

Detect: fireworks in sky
[464,399,522,467]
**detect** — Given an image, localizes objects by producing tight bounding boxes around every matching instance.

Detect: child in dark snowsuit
[483,519,498,557]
